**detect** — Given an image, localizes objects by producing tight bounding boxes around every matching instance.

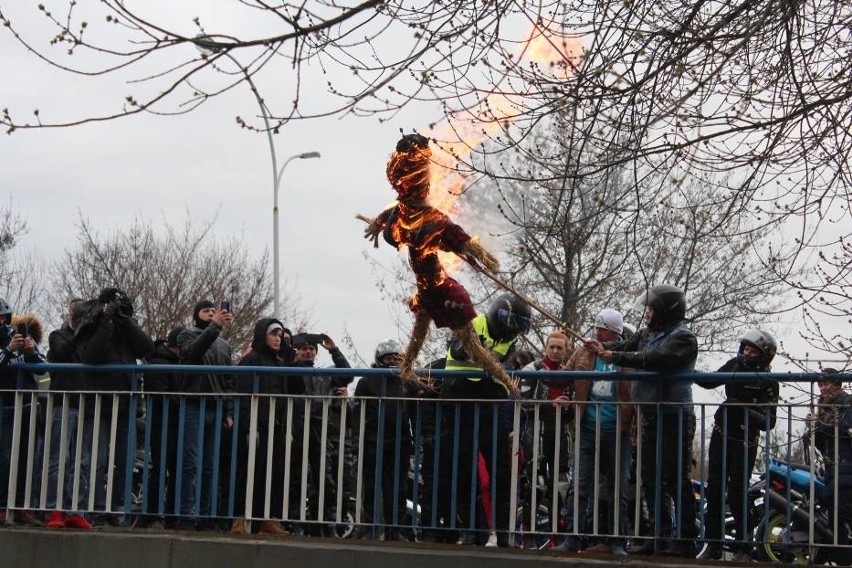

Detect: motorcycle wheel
[757,512,812,564]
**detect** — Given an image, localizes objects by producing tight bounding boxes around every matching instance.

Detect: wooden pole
[471,265,586,343]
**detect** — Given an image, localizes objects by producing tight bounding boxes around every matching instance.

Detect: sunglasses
[497,308,531,333]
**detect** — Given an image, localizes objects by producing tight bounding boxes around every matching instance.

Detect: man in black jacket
[589,284,698,557]
[354,339,415,540]
[697,329,779,562]
[176,300,234,528]
[72,288,154,524]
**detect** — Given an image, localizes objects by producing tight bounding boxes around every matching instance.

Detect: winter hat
[594,308,624,335]
[192,300,215,329]
[266,322,284,335]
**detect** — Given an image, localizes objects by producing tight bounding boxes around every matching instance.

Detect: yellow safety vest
[444,314,514,381]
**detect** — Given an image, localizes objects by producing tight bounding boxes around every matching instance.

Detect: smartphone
[305,333,326,345]
[219,299,231,312]
[16,322,28,338]
[292,332,325,346]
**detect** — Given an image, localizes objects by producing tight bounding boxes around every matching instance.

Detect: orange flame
[426,24,584,271]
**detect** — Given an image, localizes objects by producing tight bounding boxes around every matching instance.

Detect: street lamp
[272,151,320,318]
[193,36,322,318]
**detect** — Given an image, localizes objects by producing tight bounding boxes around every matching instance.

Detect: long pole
[471,265,586,343]
[201,45,321,319]
[273,154,314,318]
[216,51,284,317]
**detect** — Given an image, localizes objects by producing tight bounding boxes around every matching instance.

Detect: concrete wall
[0,529,658,568]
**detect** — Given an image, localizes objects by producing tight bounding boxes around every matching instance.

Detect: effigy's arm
[356,209,392,248]
[459,238,499,273]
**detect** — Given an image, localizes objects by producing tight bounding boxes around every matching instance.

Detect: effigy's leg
[455,323,517,395]
[399,312,432,383]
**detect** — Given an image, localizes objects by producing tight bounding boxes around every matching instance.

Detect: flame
[425,23,584,272]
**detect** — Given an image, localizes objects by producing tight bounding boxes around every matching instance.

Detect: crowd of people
[0,284,849,565]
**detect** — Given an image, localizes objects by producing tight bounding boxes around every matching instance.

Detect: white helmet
[374,339,404,367]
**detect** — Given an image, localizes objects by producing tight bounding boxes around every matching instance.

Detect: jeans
[0,403,35,509]
[565,424,632,546]
[44,399,131,513]
[145,394,180,517]
[640,410,697,540]
[179,398,218,518]
[45,405,82,510]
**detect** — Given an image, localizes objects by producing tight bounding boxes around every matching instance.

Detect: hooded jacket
[237,317,304,398]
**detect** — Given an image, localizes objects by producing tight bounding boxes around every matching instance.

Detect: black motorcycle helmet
[485,293,532,341]
[634,284,686,331]
[737,328,777,370]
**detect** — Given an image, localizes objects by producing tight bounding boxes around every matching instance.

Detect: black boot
[628,540,658,556]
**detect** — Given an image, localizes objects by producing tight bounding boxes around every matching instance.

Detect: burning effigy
[358,133,516,393]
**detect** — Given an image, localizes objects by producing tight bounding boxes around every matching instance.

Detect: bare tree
[55,213,308,351]
[0,200,49,319]
[2,1,849,361]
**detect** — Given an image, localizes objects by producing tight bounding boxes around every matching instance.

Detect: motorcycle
[756,456,836,564]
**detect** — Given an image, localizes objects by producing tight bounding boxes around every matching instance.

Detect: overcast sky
[0,2,498,368]
[0,3,841,389]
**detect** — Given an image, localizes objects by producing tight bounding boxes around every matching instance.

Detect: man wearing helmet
[353,339,415,540]
[588,284,698,557]
[0,298,46,526]
[696,329,780,562]
[438,293,532,547]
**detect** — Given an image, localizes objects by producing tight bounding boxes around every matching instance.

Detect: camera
[16,322,28,338]
[98,288,134,318]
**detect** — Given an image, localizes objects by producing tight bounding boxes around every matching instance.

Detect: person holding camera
[0,298,46,526]
[175,300,235,530]
[71,287,154,525]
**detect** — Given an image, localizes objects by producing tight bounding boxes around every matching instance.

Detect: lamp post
[272,151,320,318]
[193,36,321,318]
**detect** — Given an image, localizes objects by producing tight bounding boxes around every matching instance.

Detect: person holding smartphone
[175,299,235,530]
[288,331,352,535]
[0,298,47,526]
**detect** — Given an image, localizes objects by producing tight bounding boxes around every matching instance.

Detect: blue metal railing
[0,364,849,560]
